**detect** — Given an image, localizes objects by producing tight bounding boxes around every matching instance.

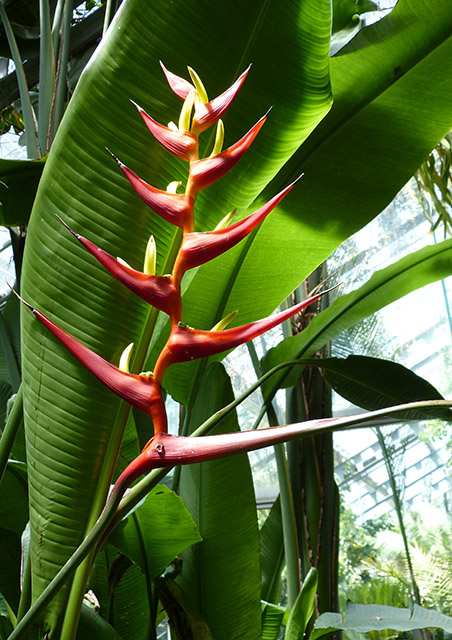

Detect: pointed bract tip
[105,147,122,167]
[54,213,80,239]
[130,99,143,113]
[7,285,34,312]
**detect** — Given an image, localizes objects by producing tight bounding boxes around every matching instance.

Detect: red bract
[187,113,268,196]
[116,418,338,487]
[191,65,251,135]
[115,158,195,233]
[160,60,194,99]
[153,291,328,383]
[31,307,168,433]
[132,102,198,162]
[173,178,301,281]
[58,220,182,322]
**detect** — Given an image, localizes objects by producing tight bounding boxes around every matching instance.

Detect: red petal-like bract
[64,226,181,321]
[133,103,198,162]
[115,418,338,487]
[191,65,251,135]
[187,113,267,196]
[117,160,195,232]
[173,178,300,281]
[160,61,194,99]
[154,290,328,383]
[32,309,168,433]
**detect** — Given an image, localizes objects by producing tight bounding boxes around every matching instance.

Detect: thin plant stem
[247,341,301,606]
[51,0,73,143]
[38,0,55,153]
[376,428,421,605]
[0,3,39,158]
[0,386,23,486]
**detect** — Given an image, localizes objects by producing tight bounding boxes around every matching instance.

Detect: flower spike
[187,112,268,196]
[160,60,194,99]
[21,300,168,433]
[56,217,182,321]
[131,102,198,162]
[191,65,251,135]
[154,288,334,383]
[110,154,195,233]
[173,178,301,281]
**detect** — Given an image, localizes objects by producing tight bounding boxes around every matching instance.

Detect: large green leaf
[262,237,452,399]
[177,363,262,640]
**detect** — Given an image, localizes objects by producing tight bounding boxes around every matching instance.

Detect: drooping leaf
[262,237,452,399]
[312,602,452,639]
[319,355,452,421]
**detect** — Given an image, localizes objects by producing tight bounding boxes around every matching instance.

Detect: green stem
[38,0,55,154]
[51,0,65,53]
[274,441,301,607]
[0,386,23,486]
[51,0,73,143]
[246,342,300,606]
[16,549,31,623]
[0,308,21,393]
[0,3,39,158]
[102,0,116,37]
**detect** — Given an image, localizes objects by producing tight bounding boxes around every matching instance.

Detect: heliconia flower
[173,178,300,282]
[160,60,194,99]
[114,416,338,488]
[191,65,251,135]
[131,102,198,162]
[160,63,251,136]
[57,217,182,321]
[21,300,168,433]
[186,112,268,197]
[112,155,195,233]
[153,290,331,383]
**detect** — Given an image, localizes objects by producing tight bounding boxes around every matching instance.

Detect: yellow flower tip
[117,256,133,269]
[139,370,153,377]
[210,119,224,157]
[178,89,195,133]
[214,208,236,231]
[119,342,134,373]
[166,180,183,194]
[211,309,239,332]
[167,121,179,131]
[143,235,156,275]
[187,66,208,103]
